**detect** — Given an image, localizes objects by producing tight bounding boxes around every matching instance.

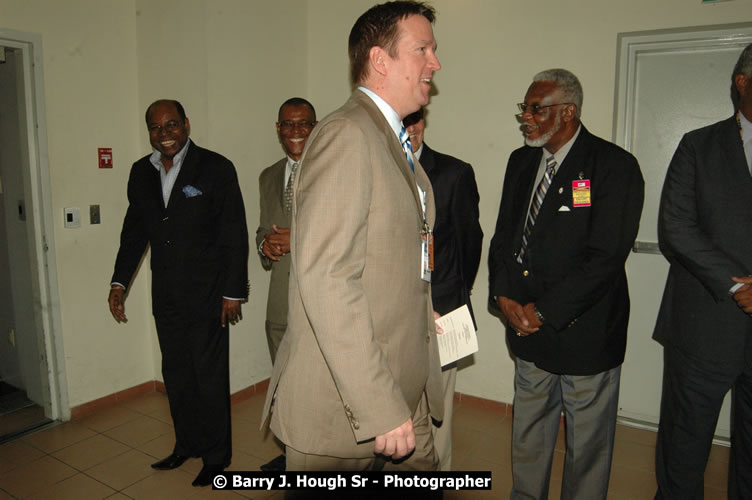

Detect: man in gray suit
[256,97,317,472]
[654,43,752,499]
[262,0,443,472]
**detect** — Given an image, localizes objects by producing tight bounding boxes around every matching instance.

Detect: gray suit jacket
[256,158,291,327]
[262,90,443,458]
[654,116,752,366]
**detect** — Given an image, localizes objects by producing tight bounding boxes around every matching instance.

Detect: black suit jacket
[112,141,249,321]
[653,116,752,366]
[488,126,644,375]
[420,143,482,319]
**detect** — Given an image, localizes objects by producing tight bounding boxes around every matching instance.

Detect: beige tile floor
[0,388,731,499]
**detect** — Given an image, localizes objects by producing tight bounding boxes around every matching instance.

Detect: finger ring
[516,331,522,337]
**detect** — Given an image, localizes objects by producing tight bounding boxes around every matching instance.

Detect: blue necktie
[517,155,557,264]
[399,126,415,173]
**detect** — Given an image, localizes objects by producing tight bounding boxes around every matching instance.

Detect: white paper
[435,304,478,367]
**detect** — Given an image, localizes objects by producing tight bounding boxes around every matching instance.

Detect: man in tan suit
[256,97,317,472]
[257,97,317,362]
[262,0,443,471]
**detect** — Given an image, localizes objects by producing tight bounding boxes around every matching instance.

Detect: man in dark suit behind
[488,69,644,499]
[108,99,249,487]
[653,43,752,499]
[404,106,482,471]
[255,97,317,472]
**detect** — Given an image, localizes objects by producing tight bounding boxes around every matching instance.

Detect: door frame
[0,28,68,421]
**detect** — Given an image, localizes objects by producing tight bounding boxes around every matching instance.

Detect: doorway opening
[0,30,66,442]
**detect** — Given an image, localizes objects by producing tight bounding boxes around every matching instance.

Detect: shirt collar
[739,111,752,144]
[543,124,582,166]
[286,156,299,169]
[358,86,403,139]
[150,138,192,171]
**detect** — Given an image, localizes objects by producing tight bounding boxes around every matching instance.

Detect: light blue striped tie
[517,155,557,264]
[399,126,415,173]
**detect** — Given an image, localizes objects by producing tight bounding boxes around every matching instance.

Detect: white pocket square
[558,205,571,212]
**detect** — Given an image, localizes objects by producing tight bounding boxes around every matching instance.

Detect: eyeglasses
[148,120,183,134]
[516,102,573,118]
[279,120,316,131]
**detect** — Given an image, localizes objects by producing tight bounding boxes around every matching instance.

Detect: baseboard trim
[71,377,505,421]
[70,380,161,419]
[454,391,512,415]
[70,378,271,420]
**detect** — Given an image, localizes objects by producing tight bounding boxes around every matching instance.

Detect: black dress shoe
[192,461,230,487]
[151,453,189,470]
[260,454,286,472]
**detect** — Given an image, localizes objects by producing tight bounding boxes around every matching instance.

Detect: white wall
[0,0,750,412]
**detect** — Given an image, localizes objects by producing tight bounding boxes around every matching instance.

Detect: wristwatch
[533,305,545,324]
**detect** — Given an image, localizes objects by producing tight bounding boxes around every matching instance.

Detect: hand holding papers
[434,305,479,367]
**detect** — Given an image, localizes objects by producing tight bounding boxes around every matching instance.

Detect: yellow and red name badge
[572,180,591,207]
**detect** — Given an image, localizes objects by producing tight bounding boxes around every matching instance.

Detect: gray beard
[525,111,561,148]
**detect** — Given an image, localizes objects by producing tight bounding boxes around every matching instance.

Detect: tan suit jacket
[256,159,291,323]
[262,90,443,458]
[256,158,291,361]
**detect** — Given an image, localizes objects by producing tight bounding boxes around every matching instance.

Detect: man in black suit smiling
[108,99,249,487]
[488,69,643,499]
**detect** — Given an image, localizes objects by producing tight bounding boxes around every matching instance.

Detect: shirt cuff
[729,282,744,295]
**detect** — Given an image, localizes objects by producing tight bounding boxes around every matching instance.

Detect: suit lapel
[166,141,200,210]
[273,158,287,209]
[146,161,166,211]
[354,91,426,221]
[718,116,750,181]
[512,149,543,249]
[535,127,591,228]
[420,145,435,175]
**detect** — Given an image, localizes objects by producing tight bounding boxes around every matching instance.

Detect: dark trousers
[655,343,752,499]
[155,314,231,466]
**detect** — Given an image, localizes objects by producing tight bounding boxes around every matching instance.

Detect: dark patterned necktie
[517,155,557,264]
[284,162,299,214]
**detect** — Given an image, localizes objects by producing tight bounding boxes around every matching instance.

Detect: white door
[614,24,752,441]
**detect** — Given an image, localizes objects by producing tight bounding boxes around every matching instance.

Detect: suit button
[522,270,529,277]
[353,421,360,430]
[164,240,171,246]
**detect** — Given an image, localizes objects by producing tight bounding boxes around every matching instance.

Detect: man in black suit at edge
[108,99,249,487]
[488,69,644,499]
[404,107,483,471]
[653,44,752,499]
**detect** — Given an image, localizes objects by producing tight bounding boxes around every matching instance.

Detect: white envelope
[558,205,571,212]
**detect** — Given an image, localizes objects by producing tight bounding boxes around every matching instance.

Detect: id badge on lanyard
[420,188,433,282]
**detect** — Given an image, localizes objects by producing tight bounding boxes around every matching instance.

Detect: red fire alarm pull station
[98,148,113,168]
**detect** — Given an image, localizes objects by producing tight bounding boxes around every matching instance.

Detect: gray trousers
[510,359,621,500]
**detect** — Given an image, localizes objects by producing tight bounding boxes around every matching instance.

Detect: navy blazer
[653,116,752,366]
[489,126,644,375]
[112,142,249,321]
